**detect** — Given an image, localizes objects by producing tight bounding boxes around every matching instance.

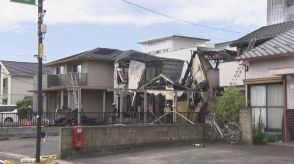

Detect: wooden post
[144,90,147,123]
[77,88,82,125]
[120,91,123,124]
[102,90,106,119]
[283,75,289,142]
[67,90,71,109]
[174,91,177,124]
[60,90,64,108]
[113,62,119,106]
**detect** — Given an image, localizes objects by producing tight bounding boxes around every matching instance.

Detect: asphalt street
[71,143,294,164]
[0,136,294,164]
[0,136,60,163]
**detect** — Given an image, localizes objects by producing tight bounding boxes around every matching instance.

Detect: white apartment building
[267,0,294,25]
[138,35,211,59]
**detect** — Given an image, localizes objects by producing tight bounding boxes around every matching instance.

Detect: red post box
[73,126,83,149]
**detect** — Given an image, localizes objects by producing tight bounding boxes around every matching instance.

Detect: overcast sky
[0,0,267,62]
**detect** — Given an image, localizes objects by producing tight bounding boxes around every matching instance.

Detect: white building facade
[0,61,51,105]
[267,0,294,25]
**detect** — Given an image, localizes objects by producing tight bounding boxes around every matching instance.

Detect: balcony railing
[34,73,87,89]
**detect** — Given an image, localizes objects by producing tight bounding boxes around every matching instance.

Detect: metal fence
[0,112,201,128]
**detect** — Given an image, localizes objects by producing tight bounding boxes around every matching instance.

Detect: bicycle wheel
[203,123,217,143]
[224,123,242,144]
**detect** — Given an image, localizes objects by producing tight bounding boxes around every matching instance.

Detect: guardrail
[0,112,201,128]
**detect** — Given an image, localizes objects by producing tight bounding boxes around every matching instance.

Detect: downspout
[283,75,289,143]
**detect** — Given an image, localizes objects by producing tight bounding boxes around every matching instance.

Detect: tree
[210,88,245,123]
[16,99,32,119]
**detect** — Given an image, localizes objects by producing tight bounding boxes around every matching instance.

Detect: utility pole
[36,0,44,162]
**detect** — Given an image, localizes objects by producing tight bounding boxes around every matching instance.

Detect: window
[250,84,284,131]
[286,0,294,7]
[56,66,64,74]
[3,78,7,88]
[3,78,8,95]
[73,64,81,73]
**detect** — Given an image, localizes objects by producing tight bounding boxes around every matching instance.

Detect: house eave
[237,52,294,61]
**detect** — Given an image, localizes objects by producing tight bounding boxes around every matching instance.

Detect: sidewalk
[269,141,294,147]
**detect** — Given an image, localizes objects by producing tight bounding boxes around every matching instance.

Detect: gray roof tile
[239,28,294,60]
[46,47,162,66]
[231,21,294,47]
[1,61,52,76]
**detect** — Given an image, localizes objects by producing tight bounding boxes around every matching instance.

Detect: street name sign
[11,0,36,5]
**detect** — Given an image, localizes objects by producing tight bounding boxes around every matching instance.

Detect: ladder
[70,73,79,109]
[229,61,244,87]
[229,37,255,87]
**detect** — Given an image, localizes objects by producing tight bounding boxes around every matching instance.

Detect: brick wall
[59,124,203,159]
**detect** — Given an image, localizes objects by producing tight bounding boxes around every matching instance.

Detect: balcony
[34,73,87,90]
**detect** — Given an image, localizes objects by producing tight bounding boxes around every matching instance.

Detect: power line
[122,0,248,35]
[122,2,229,42]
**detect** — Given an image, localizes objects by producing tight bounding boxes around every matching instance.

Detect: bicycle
[203,113,242,144]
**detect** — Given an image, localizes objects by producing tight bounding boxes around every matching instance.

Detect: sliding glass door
[250,84,284,131]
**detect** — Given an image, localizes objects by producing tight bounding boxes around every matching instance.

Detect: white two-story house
[0,60,51,105]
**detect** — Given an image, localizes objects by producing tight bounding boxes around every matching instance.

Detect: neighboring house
[0,61,51,105]
[34,47,184,115]
[231,21,294,142]
[267,0,294,25]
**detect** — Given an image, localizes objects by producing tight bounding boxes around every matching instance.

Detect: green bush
[209,88,245,123]
[16,99,32,119]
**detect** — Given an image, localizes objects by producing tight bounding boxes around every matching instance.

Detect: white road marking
[0,152,27,158]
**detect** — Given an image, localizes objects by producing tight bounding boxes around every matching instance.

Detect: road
[0,136,60,163]
[0,136,294,164]
[71,143,294,164]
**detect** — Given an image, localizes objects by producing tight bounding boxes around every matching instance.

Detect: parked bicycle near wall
[203,113,242,144]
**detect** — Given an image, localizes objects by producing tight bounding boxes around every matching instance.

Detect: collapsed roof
[140,73,188,90]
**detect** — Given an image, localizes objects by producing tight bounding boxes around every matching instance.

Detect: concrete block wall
[239,108,253,144]
[60,124,203,159]
[0,127,59,140]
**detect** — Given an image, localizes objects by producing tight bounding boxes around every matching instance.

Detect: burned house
[33,47,184,119]
[113,51,186,123]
